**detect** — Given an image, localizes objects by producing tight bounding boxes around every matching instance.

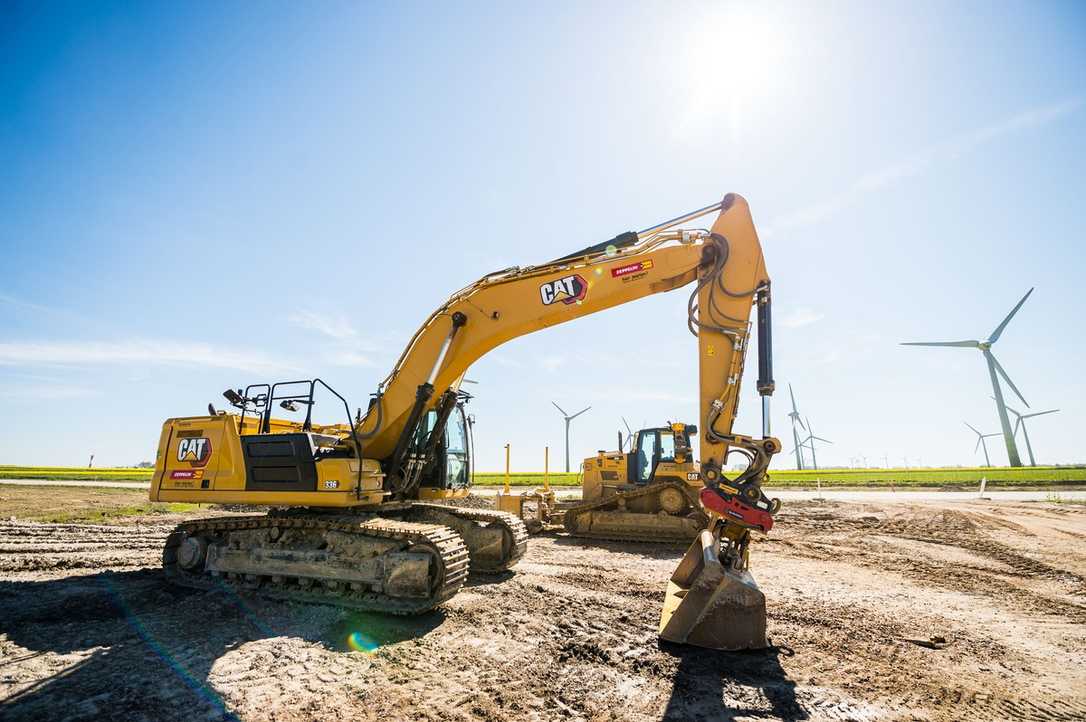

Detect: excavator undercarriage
[162,502,527,613]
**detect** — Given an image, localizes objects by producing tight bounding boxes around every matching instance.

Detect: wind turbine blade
[1023,409,1059,419]
[570,406,591,419]
[551,401,569,416]
[813,436,833,444]
[1012,417,1021,437]
[901,340,980,348]
[988,352,1029,407]
[621,416,633,435]
[974,437,981,453]
[789,384,799,414]
[990,395,1023,417]
[988,287,1034,343]
[964,421,982,436]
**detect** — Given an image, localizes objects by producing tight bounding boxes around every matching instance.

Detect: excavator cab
[413,402,473,499]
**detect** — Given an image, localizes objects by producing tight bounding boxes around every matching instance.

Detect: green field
[0,465,154,481]
[475,466,1085,488]
[3,465,1082,488]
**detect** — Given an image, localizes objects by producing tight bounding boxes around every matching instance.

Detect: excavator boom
[362,194,777,499]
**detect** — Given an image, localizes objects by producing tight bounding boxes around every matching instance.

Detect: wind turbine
[965,422,1000,467]
[786,384,807,470]
[799,415,833,470]
[620,417,635,451]
[552,401,591,472]
[902,288,1034,467]
[1004,403,1059,467]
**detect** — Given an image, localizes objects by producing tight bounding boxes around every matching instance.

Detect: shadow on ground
[0,570,444,721]
[660,641,806,721]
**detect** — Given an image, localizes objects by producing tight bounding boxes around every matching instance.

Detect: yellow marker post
[544,446,550,492]
[504,443,511,494]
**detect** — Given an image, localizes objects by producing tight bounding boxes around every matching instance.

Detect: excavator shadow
[0,569,446,721]
[660,640,806,721]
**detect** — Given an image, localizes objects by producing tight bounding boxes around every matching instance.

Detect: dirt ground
[1,496,1084,721]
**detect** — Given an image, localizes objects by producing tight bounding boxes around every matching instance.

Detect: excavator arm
[360,194,780,516]
[361,192,782,651]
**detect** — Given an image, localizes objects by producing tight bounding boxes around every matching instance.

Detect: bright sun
[674,5,790,143]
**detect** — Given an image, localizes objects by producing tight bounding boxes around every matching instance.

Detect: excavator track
[163,513,470,615]
[562,481,708,544]
[405,503,529,572]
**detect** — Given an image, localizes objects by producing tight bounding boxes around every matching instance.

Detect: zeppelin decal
[540,274,588,305]
[610,259,653,278]
[170,469,204,480]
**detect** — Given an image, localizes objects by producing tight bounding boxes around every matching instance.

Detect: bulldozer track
[163,514,470,615]
[561,480,707,544]
[407,503,529,572]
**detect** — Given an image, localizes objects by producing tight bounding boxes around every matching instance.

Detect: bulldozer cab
[629,424,694,484]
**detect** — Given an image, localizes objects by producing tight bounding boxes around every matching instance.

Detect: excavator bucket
[658,530,768,650]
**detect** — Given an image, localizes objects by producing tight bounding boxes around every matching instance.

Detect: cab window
[444,408,469,488]
[659,433,676,463]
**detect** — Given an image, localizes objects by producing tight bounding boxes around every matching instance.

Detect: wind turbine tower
[965,422,1001,467]
[800,415,833,470]
[552,401,591,472]
[902,288,1035,467]
[786,384,806,470]
[1005,405,1059,467]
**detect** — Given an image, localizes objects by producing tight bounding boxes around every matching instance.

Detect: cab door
[629,429,660,484]
[444,406,469,490]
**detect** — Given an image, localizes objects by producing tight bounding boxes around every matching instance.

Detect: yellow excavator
[150,192,781,647]
[566,422,705,542]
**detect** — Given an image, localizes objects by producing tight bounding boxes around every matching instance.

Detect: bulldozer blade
[658,530,768,651]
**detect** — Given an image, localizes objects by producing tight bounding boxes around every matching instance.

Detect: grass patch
[1045,492,1086,505]
[32,502,203,524]
[474,472,581,486]
[0,485,209,525]
[761,466,1085,488]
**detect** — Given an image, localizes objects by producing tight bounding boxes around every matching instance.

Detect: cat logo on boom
[177,437,212,467]
[539,274,587,306]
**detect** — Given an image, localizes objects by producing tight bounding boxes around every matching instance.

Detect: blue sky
[1,1,1084,470]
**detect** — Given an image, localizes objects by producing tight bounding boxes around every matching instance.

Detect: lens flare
[347,630,379,653]
[605,244,617,256]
